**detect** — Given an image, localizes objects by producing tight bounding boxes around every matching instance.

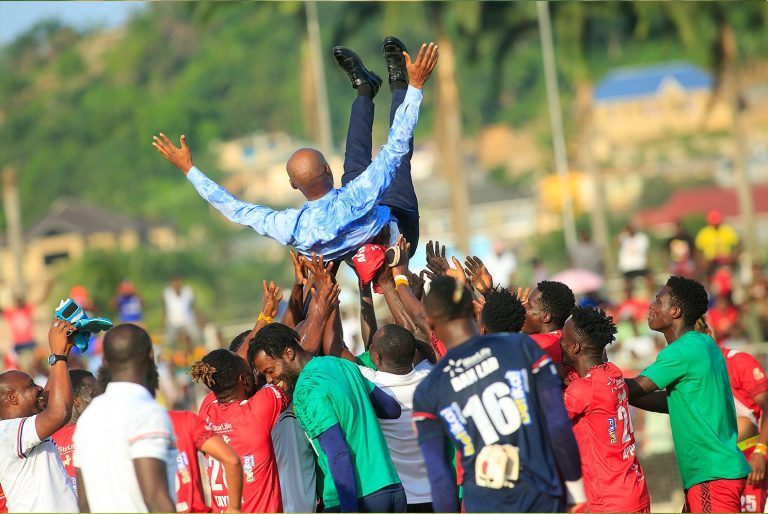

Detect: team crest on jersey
[755,368,765,381]
[243,455,256,483]
[439,404,476,457]
[608,417,618,444]
[443,348,500,392]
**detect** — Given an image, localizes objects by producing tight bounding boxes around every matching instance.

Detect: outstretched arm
[339,43,438,210]
[152,133,298,245]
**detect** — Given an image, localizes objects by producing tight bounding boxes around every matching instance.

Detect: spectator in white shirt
[163,275,202,349]
[617,223,653,300]
[0,318,79,513]
[74,324,176,513]
[357,324,433,511]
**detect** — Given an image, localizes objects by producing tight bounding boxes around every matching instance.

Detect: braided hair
[190,349,244,395]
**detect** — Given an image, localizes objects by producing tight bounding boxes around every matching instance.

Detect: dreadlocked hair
[537,280,576,328]
[570,307,617,354]
[666,275,709,326]
[190,349,244,394]
[424,276,473,322]
[481,286,526,333]
[248,323,302,366]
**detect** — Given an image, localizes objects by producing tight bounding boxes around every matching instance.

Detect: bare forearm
[381,285,417,333]
[283,283,305,328]
[322,307,345,357]
[360,283,377,350]
[224,460,243,511]
[396,284,431,337]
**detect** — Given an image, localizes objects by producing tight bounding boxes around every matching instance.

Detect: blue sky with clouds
[0,1,146,44]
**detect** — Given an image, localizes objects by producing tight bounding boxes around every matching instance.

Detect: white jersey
[74,382,177,512]
[0,415,78,512]
[359,361,433,504]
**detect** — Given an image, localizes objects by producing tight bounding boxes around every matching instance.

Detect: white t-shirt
[358,361,433,504]
[618,231,650,273]
[74,382,177,512]
[163,286,195,326]
[271,405,317,512]
[0,415,78,512]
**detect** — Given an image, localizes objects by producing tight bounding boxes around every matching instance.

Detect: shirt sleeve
[640,345,684,390]
[294,385,340,440]
[563,379,591,419]
[247,386,286,430]
[337,86,423,211]
[127,407,174,460]
[523,336,561,391]
[186,166,300,245]
[732,352,768,399]
[1,416,42,459]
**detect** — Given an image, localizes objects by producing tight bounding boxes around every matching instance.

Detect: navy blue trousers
[340,88,420,255]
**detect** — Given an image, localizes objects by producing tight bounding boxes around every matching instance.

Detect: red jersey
[530,330,563,363]
[0,485,7,513]
[721,347,768,423]
[169,411,216,513]
[51,424,77,493]
[199,386,286,513]
[564,363,650,512]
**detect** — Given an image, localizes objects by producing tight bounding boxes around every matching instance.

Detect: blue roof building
[594,62,713,103]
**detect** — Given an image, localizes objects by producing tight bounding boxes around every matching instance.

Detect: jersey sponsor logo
[443,349,500,392]
[623,443,637,460]
[505,370,531,426]
[213,495,229,508]
[57,443,74,454]
[439,404,476,457]
[208,421,233,433]
[243,455,256,483]
[176,501,190,512]
[754,368,765,381]
[608,417,618,444]
[177,451,192,484]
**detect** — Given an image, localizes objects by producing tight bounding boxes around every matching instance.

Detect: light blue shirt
[186,86,423,260]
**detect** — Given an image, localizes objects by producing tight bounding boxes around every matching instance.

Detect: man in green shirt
[250,323,405,512]
[626,276,750,512]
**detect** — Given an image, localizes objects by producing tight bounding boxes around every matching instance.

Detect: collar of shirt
[104,382,153,399]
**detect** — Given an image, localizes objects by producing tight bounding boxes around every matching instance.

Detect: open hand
[152,133,193,174]
[446,256,468,283]
[748,451,767,485]
[261,280,283,319]
[464,256,494,295]
[304,253,335,290]
[391,235,412,278]
[289,250,308,287]
[405,42,439,90]
[424,240,451,280]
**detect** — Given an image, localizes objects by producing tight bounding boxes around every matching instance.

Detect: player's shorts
[739,436,767,512]
[684,477,746,513]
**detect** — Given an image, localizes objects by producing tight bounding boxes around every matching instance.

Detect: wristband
[257,312,274,324]
[394,275,410,287]
[564,478,586,505]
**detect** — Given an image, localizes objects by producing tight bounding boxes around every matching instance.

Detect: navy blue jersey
[413,333,563,512]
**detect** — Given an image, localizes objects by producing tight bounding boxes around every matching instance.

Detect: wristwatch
[48,354,68,366]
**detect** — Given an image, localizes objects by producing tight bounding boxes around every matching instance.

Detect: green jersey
[640,330,750,489]
[293,356,400,508]
[355,351,378,371]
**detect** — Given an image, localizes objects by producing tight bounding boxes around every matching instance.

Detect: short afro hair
[229,330,251,353]
[570,307,617,354]
[371,324,416,368]
[424,276,473,322]
[248,323,302,366]
[481,287,526,334]
[69,369,96,400]
[537,280,576,328]
[666,276,709,326]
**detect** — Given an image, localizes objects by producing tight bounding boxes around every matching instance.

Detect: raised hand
[424,240,451,280]
[152,132,194,174]
[304,253,335,290]
[405,42,439,90]
[464,256,494,295]
[261,280,283,319]
[472,296,486,324]
[516,287,531,306]
[289,250,308,287]
[408,270,427,300]
[391,235,412,279]
[48,318,76,357]
[446,256,468,283]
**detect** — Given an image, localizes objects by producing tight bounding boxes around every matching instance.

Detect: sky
[0,1,146,44]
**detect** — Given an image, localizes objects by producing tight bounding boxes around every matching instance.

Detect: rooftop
[594,61,713,102]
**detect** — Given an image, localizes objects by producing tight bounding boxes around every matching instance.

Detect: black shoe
[382,36,408,85]
[333,46,382,97]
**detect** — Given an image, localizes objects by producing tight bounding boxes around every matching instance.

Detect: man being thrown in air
[153,39,438,262]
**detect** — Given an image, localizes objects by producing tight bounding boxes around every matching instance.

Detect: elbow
[221,451,243,471]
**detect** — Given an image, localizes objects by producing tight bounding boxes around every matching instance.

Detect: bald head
[0,370,32,394]
[103,324,152,369]
[0,370,43,419]
[286,148,333,200]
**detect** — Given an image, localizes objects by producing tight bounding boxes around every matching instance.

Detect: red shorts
[741,439,767,512]
[684,478,746,513]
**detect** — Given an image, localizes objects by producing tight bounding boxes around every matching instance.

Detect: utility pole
[305,0,333,156]
[537,0,578,255]
[2,166,26,299]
